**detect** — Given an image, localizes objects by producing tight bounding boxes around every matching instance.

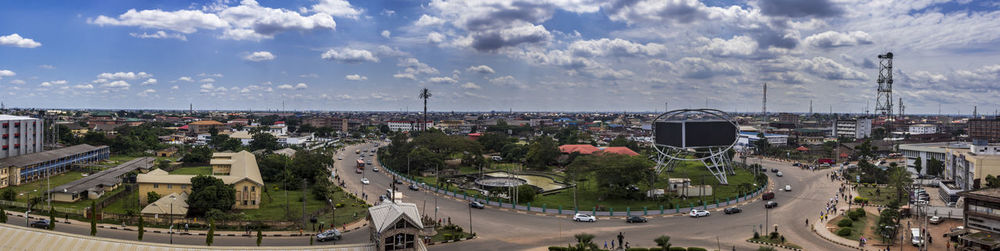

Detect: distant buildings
[137,151,263,209]
[899,142,951,175]
[387,121,433,132]
[0,115,43,159]
[187,120,226,135]
[0,144,110,189]
[736,132,789,150]
[969,117,1000,142]
[833,118,873,140]
[908,124,938,135]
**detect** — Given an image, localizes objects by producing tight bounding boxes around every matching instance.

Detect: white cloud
[200,78,216,83]
[200,83,215,89]
[39,80,67,87]
[381,30,391,38]
[141,78,158,86]
[243,51,276,62]
[294,83,308,89]
[277,83,308,90]
[218,1,336,41]
[321,48,379,63]
[129,31,187,41]
[345,74,367,81]
[427,32,445,43]
[299,73,319,78]
[97,72,152,80]
[73,84,94,89]
[177,76,193,82]
[9,79,25,85]
[697,36,757,57]
[103,80,131,89]
[0,70,14,79]
[310,0,363,19]
[0,33,42,48]
[799,56,867,81]
[91,9,228,33]
[38,65,55,69]
[393,73,416,80]
[568,38,667,57]
[460,82,481,89]
[397,57,438,75]
[171,85,180,90]
[804,31,873,48]
[428,76,458,84]
[414,14,446,27]
[467,65,495,74]
[673,57,741,79]
[137,88,157,97]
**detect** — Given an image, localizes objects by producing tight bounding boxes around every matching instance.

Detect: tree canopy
[525,136,559,169]
[187,175,236,217]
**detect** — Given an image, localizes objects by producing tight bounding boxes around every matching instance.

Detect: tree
[573,233,597,251]
[291,150,334,185]
[525,136,559,169]
[590,155,655,199]
[887,165,912,205]
[855,139,876,160]
[0,188,15,201]
[250,132,279,151]
[609,135,640,152]
[419,88,432,131]
[206,218,215,246]
[257,229,263,246]
[913,157,923,175]
[477,133,510,153]
[48,206,56,230]
[146,191,161,204]
[156,160,171,170]
[185,146,213,164]
[187,175,236,217]
[500,143,527,163]
[256,153,291,183]
[654,235,672,250]
[987,175,1000,189]
[90,201,97,236]
[137,216,144,241]
[516,185,536,203]
[0,207,7,223]
[407,147,444,173]
[927,157,944,177]
[754,133,771,155]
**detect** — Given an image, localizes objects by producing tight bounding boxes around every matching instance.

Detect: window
[252,200,256,205]
[153,184,159,188]
[167,184,172,189]
[181,185,187,189]
[251,186,255,192]
[243,200,247,206]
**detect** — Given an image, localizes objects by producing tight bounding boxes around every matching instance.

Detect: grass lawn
[430,226,472,242]
[857,186,899,205]
[102,188,141,215]
[749,236,802,249]
[107,155,139,165]
[169,166,212,175]
[9,171,86,203]
[242,186,368,228]
[826,211,876,242]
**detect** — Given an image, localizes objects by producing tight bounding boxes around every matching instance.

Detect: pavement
[336,143,856,251]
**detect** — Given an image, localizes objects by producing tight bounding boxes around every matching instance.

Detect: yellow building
[946,144,1000,191]
[137,150,263,209]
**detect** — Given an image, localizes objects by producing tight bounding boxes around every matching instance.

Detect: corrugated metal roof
[368,202,423,233]
[51,157,153,194]
[0,144,107,168]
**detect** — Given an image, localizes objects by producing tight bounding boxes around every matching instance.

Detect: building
[49,157,153,202]
[137,150,263,209]
[958,188,1000,250]
[141,192,188,221]
[0,144,110,189]
[597,147,639,156]
[943,142,1000,200]
[777,113,799,124]
[187,120,227,135]
[0,115,43,159]
[833,118,872,140]
[736,132,789,150]
[386,121,432,132]
[970,118,1000,142]
[559,144,600,155]
[899,142,953,176]
[908,124,938,135]
[367,201,426,251]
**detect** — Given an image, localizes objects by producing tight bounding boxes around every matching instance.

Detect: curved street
[338,142,853,250]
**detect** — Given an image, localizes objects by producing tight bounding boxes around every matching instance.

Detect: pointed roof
[796,146,809,151]
[559,144,600,155]
[599,147,639,156]
[141,192,188,216]
[368,202,423,233]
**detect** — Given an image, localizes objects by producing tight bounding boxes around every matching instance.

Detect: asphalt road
[336,142,854,251]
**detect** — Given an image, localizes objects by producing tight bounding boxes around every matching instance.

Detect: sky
[1,0,1000,114]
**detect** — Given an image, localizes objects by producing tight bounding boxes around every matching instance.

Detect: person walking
[604,241,608,249]
[805,218,809,226]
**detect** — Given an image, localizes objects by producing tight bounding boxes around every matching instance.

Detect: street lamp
[169,196,175,244]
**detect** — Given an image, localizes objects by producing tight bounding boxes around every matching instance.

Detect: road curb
[809,223,866,250]
[425,235,477,246]
[746,239,803,251]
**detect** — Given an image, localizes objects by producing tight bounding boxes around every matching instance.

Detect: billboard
[655,120,737,148]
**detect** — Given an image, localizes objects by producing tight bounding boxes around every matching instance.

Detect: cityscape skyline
[1,0,999,113]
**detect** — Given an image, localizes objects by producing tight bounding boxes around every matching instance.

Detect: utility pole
[302,178,307,232]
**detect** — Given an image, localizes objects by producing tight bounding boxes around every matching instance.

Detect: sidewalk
[7,211,369,237]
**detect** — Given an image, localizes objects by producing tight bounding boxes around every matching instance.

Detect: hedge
[837,228,852,236]
[669,247,687,251]
[853,197,869,204]
[547,247,565,251]
[848,208,866,220]
[837,219,854,227]
[687,248,708,251]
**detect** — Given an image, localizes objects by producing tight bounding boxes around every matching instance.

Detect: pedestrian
[185,223,189,232]
[805,218,809,226]
[604,241,608,249]
[299,228,303,236]
[611,240,615,249]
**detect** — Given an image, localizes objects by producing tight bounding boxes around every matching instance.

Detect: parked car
[408,184,420,191]
[394,179,404,185]
[776,171,783,177]
[625,216,647,223]
[29,219,50,229]
[762,192,775,200]
[771,168,779,173]
[337,156,343,160]
[765,201,778,208]
[793,163,801,167]
[573,213,596,222]
[929,216,943,224]
[361,178,370,184]
[724,207,742,214]
[784,185,792,191]
[316,229,342,242]
[689,209,710,217]
[469,201,485,209]
[911,228,924,246]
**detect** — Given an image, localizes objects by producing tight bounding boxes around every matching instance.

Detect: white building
[0,115,43,159]
[386,121,432,132]
[899,142,955,176]
[736,132,789,150]
[834,118,872,140]
[908,124,938,135]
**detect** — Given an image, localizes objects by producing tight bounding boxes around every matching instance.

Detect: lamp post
[170,196,175,244]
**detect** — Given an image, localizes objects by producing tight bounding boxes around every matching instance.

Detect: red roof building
[598,147,640,156]
[559,144,601,155]
[467,132,482,141]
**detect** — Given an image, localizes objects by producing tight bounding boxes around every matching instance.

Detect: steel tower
[875,52,894,134]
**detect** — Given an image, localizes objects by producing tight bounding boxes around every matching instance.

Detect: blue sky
[1,0,1000,114]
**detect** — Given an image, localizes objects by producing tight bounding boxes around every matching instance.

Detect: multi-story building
[137,150,263,209]
[899,142,953,176]
[970,117,1000,142]
[944,142,1000,194]
[958,188,1000,249]
[833,118,872,140]
[386,121,433,132]
[0,115,43,159]
[908,124,938,135]
[778,113,799,124]
[186,120,227,135]
[0,144,110,189]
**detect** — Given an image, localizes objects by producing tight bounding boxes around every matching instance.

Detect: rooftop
[0,115,37,121]
[368,201,423,233]
[0,144,108,168]
[50,157,153,194]
[137,150,263,186]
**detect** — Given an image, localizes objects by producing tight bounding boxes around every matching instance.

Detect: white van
[910,228,923,246]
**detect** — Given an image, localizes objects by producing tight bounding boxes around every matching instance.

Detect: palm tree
[574,233,597,250]
[418,88,431,131]
[654,235,672,250]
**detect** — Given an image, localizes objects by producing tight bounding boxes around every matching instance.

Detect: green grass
[102,189,141,214]
[169,166,211,175]
[242,186,368,229]
[431,226,472,242]
[9,171,86,203]
[107,155,139,165]
[857,186,898,205]
[749,236,801,249]
[827,212,874,241]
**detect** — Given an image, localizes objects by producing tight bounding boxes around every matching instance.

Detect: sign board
[654,120,737,148]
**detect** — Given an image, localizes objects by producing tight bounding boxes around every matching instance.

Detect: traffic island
[748,232,802,251]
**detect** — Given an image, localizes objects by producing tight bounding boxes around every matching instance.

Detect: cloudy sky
[1,0,999,114]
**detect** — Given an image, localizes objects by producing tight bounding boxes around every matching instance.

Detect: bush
[626,248,648,251]
[848,208,866,220]
[853,197,868,204]
[753,231,760,239]
[442,234,452,240]
[687,248,707,251]
[548,247,566,251]
[769,231,779,239]
[669,247,687,251]
[335,203,344,208]
[837,219,854,227]
[836,228,852,236]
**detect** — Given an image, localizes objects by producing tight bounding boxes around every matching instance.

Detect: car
[793,163,801,167]
[378,195,388,202]
[316,229,342,242]
[765,201,778,208]
[573,213,596,222]
[355,168,362,174]
[361,178,370,184]
[625,216,647,223]
[771,168,779,173]
[337,156,342,160]
[776,171,783,177]
[394,179,404,185]
[784,185,792,191]
[408,184,420,191]
[762,192,775,200]
[372,167,379,172]
[469,201,485,209]
[29,219,49,229]
[724,207,742,214]
[689,209,710,217]
[930,216,943,224]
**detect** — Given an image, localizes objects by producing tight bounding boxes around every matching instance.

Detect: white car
[573,213,596,222]
[784,185,792,191]
[337,156,342,160]
[689,209,710,217]
[361,178,370,184]
[776,171,783,177]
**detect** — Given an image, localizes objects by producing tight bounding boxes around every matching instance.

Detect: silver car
[316,229,342,242]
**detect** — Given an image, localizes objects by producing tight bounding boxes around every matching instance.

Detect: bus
[356,159,365,169]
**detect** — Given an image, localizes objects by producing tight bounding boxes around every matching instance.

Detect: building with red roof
[559,144,601,155]
[598,147,639,156]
